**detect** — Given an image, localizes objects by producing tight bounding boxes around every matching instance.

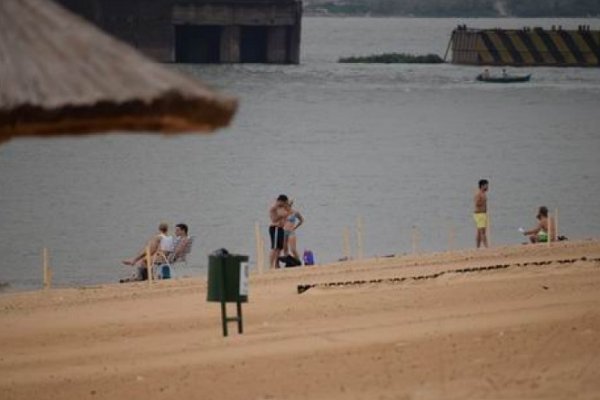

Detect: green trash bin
[207,253,249,303]
[206,251,249,336]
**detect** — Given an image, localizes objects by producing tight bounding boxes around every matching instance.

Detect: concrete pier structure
[451,26,599,67]
[56,0,302,64]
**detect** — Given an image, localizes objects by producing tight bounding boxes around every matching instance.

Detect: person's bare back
[474,190,487,213]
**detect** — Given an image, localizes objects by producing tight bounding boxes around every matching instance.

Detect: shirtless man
[523,206,556,243]
[269,194,289,269]
[474,179,489,248]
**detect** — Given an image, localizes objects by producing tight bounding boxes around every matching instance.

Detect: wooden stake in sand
[145,245,153,286]
[356,216,364,260]
[554,208,559,242]
[260,234,266,273]
[343,227,352,261]
[547,213,553,248]
[42,247,52,289]
[254,222,264,274]
[448,223,456,251]
[412,226,420,254]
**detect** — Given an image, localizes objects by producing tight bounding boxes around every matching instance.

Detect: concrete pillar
[220,26,240,63]
[287,2,302,64]
[267,26,287,63]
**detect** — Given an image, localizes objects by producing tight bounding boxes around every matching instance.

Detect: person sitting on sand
[522,206,556,243]
[121,222,174,281]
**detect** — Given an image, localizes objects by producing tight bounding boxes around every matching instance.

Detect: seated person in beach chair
[169,224,192,263]
[521,206,556,244]
[120,222,174,282]
[152,223,195,279]
[156,223,194,278]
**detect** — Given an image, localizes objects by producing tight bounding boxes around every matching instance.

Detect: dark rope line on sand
[297,256,600,294]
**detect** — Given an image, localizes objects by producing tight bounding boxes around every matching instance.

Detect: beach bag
[281,254,302,267]
[303,250,315,266]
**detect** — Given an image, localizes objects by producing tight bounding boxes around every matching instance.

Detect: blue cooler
[160,264,171,279]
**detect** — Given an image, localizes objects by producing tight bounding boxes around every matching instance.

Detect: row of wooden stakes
[40,209,561,288]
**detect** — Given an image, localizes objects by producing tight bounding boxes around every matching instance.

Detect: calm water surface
[1,18,599,290]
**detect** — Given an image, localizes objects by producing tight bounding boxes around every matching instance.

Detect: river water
[1,17,599,290]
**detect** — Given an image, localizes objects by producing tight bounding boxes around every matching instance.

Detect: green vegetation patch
[338,53,444,64]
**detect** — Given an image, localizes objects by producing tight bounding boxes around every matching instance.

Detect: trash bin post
[236,300,243,334]
[220,261,229,337]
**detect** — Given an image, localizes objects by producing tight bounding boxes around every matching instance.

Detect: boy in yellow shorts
[474,179,489,248]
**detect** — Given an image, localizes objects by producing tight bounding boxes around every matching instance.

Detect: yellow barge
[450,25,600,67]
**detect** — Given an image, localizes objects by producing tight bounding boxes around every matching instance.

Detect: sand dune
[1,240,599,399]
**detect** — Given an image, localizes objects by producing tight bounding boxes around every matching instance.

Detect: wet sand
[1,240,599,400]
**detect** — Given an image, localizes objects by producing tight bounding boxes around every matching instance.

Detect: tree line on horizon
[304,0,600,17]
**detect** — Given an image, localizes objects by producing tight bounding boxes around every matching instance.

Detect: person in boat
[522,206,556,243]
[482,68,490,79]
[502,68,508,78]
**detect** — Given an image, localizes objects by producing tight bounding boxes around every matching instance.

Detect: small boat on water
[476,73,531,83]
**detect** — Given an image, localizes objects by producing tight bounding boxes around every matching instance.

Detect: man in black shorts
[269,194,288,269]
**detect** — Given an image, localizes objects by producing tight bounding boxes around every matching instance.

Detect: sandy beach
[1,240,599,400]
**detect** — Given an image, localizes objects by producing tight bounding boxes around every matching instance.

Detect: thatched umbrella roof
[0,0,237,144]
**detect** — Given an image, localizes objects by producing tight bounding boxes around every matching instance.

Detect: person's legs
[529,234,538,243]
[283,232,290,256]
[120,263,148,283]
[269,226,277,269]
[275,227,285,267]
[288,235,299,260]
[269,226,284,269]
[480,228,488,248]
[474,214,488,248]
[122,235,160,266]
[122,248,148,266]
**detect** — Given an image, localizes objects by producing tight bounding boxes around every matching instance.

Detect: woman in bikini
[282,200,304,261]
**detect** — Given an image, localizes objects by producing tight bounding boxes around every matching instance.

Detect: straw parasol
[0,0,237,144]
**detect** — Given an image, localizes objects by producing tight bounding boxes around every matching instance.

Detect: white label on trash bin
[239,261,249,296]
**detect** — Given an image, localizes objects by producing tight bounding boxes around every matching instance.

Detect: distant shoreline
[303,13,600,19]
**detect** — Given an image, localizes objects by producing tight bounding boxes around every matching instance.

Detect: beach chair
[170,235,194,277]
[151,249,172,279]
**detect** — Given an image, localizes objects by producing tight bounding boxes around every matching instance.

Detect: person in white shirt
[121,223,173,279]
